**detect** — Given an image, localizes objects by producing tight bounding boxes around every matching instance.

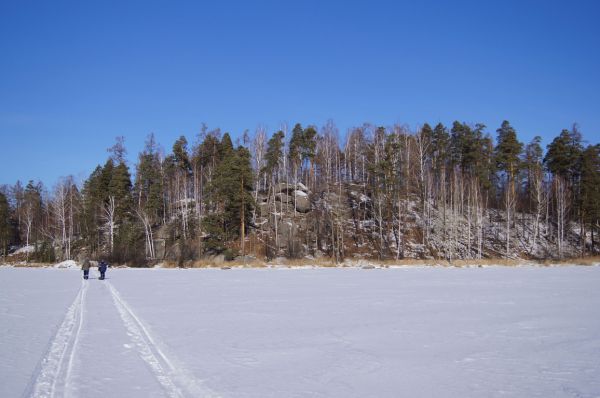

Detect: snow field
[1,266,600,397]
[28,279,87,398]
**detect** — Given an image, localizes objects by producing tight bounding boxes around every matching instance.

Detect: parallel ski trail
[106,282,218,398]
[29,280,88,398]
[64,279,87,398]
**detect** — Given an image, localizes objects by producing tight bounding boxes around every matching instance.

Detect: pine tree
[495,120,523,256]
[450,121,476,172]
[22,181,43,261]
[302,126,318,187]
[544,128,583,179]
[289,123,303,172]
[495,121,523,176]
[134,135,164,260]
[524,136,544,209]
[263,131,285,178]
[170,136,193,241]
[580,144,600,253]
[0,191,11,257]
[545,127,583,257]
[203,140,254,257]
[236,146,255,258]
[523,136,546,253]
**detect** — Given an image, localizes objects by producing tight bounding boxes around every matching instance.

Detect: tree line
[1,120,599,264]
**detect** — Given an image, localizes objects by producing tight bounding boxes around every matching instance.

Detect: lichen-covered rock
[295,194,311,213]
[275,193,292,203]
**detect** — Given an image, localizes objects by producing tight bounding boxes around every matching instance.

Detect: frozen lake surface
[1,266,599,397]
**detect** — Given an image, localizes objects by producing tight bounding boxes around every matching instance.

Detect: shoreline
[2,256,600,269]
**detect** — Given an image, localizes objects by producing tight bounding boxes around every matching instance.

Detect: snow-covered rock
[53,260,79,269]
[13,245,35,254]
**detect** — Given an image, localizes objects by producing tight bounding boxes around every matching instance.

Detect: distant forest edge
[1,120,599,266]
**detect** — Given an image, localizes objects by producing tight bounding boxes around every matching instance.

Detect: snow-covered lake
[1,266,599,397]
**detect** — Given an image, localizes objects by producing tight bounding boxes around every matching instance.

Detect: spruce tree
[100,159,115,200]
[81,165,104,252]
[135,140,163,220]
[109,161,133,221]
[219,133,234,160]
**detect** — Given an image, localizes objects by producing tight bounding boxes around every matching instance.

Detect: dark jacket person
[98,260,108,280]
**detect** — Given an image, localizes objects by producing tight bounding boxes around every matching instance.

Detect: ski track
[28,280,88,398]
[106,281,218,398]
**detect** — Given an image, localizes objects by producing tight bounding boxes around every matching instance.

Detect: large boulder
[275,193,292,203]
[296,182,309,192]
[210,254,226,265]
[258,202,269,217]
[274,183,294,195]
[274,182,309,194]
[153,239,166,259]
[294,192,311,213]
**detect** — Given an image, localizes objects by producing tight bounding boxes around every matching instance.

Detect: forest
[1,120,599,265]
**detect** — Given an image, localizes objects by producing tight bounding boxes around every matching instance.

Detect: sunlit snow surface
[1,266,600,397]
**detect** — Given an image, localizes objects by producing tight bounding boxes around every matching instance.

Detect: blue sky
[1,0,599,186]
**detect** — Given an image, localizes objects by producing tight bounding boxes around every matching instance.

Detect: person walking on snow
[98,260,108,280]
[81,258,91,280]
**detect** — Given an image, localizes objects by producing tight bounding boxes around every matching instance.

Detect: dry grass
[158,258,268,268]
[376,258,443,267]
[540,256,600,266]
[177,255,599,268]
[4,255,598,269]
[447,258,525,267]
[268,257,338,267]
[12,262,50,268]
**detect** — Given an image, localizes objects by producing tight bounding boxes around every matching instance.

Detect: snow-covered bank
[1,267,600,397]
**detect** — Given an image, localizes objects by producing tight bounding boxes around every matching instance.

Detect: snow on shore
[53,260,79,269]
[13,245,35,254]
[1,267,599,397]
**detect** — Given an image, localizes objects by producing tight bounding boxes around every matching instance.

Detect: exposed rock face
[274,190,311,213]
[151,180,595,263]
[254,181,314,257]
[275,193,291,203]
[258,202,269,217]
[154,239,166,260]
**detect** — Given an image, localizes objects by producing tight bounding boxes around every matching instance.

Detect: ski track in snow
[106,281,218,398]
[27,280,88,398]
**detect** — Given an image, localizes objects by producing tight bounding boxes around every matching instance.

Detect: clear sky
[1,0,599,187]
